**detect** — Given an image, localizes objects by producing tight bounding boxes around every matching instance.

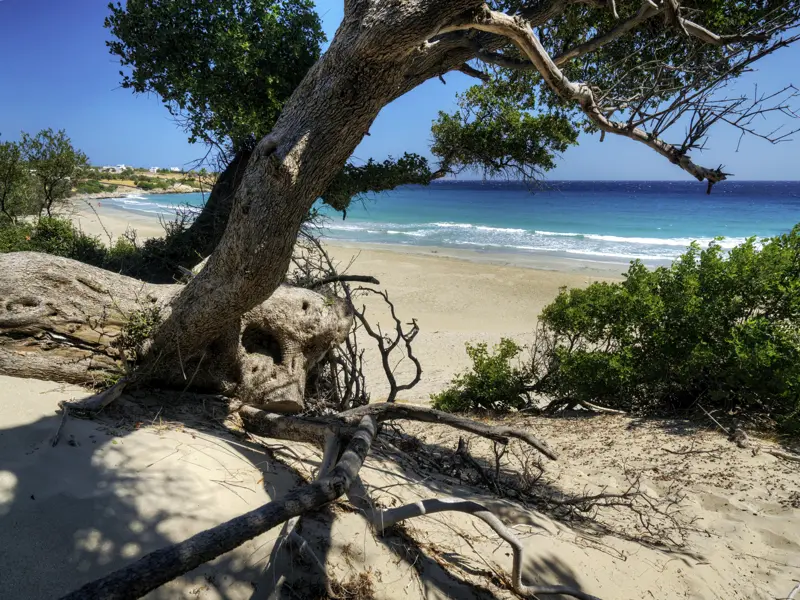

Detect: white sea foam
[434,222,527,234]
[433,222,473,229]
[535,230,745,248]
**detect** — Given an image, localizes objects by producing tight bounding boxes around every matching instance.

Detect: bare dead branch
[350,287,422,404]
[309,274,380,289]
[341,402,558,460]
[346,480,602,600]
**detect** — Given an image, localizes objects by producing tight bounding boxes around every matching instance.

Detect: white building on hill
[170,167,181,173]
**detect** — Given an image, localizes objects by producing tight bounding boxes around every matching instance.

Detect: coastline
[73,198,636,276]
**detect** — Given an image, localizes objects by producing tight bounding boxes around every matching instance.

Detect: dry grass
[327,570,377,600]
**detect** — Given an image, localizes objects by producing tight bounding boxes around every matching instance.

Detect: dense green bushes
[133,176,171,191]
[75,179,118,194]
[435,228,800,432]
[0,217,141,272]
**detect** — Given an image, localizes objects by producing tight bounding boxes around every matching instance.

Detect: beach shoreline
[73,198,638,276]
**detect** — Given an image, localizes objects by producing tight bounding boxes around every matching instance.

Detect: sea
[98,180,800,266]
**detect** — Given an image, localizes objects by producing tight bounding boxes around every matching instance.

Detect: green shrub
[115,304,163,361]
[75,179,117,194]
[0,217,107,265]
[533,227,800,431]
[0,220,34,252]
[432,338,528,412]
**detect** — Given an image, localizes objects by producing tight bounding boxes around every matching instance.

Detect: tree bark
[0,252,351,412]
[136,0,483,382]
[173,147,253,262]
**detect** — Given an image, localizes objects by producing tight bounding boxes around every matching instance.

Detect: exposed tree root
[58,399,596,599]
[346,478,601,600]
[63,378,131,415]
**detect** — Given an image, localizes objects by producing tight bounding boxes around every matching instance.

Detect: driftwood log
[0,252,351,412]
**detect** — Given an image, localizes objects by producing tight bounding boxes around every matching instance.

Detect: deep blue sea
[101,180,800,264]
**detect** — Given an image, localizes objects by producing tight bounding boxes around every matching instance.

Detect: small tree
[21,129,89,217]
[0,139,37,223]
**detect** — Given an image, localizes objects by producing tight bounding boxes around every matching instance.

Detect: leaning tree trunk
[2,1,480,395]
[135,1,479,382]
[0,253,351,413]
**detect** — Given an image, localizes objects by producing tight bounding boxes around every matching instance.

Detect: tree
[0,139,36,223]
[3,1,800,596]
[20,129,89,217]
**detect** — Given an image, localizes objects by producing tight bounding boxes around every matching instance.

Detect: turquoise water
[100,180,800,263]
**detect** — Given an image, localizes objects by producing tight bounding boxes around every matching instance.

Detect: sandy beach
[70,200,623,401]
[1,376,798,600]
[1,201,797,600]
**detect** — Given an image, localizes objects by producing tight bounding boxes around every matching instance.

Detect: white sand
[0,202,796,598]
[1,376,797,599]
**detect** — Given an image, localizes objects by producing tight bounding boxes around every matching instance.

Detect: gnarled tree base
[0,252,351,412]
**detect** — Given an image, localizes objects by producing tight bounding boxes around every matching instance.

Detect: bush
[75,179,117,194]
[532,227,800,431]
[0,217,107,265]
[431,338,528,412]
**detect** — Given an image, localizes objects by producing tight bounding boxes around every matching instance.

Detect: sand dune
[1,376,797,599]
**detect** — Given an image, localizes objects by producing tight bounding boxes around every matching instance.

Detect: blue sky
[1,0,798,180]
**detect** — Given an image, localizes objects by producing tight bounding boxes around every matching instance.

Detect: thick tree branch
[457,62,491,81]
[480,0,769,72]
[59,415,377,600]
[554,0,661,65]
[681,19,768,46]
[454,6,732,187]
[341,402,558,460]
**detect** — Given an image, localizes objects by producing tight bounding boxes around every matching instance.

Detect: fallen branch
[64,378,131,415]
[59,415,377,600]
[276,432,342,597]
[765,448,800,464]
[341,402,558,460]
[579,400,627,415]
[346,480,601,600]
[310,274,380,289]
[51,404,69,447]
[787,581,800,600]
[238,405,347,446]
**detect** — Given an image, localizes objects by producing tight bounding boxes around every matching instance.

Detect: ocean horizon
[96,180,800,264]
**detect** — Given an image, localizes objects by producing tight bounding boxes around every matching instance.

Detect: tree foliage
[321,153,439,212]
[106,0,325,149]
[431,81,579,179]
[0,139,35,223]
[20,129,89,217]
[430,0,800,185]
